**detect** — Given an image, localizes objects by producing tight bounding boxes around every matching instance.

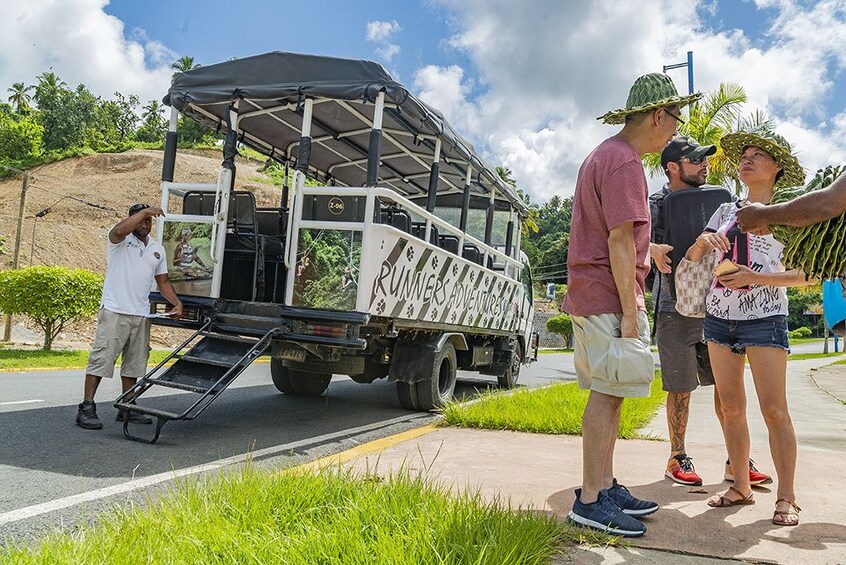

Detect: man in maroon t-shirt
[564,73,701,537]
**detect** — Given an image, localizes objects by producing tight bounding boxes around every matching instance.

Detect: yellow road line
[296,424,440,472]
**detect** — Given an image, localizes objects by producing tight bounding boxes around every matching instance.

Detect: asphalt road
[0,352,576,543]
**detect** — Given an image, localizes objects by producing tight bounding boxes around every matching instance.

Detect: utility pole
[3,170,29,342]
[663,51,695,95]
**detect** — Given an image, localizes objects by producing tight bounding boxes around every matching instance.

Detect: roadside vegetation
[442,375,665,438]
[0,466,569,564]
[0,348,172,370]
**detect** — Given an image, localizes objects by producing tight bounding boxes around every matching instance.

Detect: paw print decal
[450,312,457,323]
[375,299,386,315]
[452,263,459,276]
[406,247,415,261]
[406,304,414,317]
[469,272,475,282]
[431,256,439,269]
[431,308,439,320]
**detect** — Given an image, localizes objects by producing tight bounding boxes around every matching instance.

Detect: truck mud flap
[388,339,438,384]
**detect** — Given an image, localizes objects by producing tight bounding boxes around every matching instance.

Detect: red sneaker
[724,458,773,486]
[665,454,703,486]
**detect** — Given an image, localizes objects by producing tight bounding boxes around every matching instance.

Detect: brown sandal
[708,485,755,507]
[773,499,801,526]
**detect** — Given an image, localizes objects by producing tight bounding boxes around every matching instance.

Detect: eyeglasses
[663,108,686,125]
[680,156,707,165]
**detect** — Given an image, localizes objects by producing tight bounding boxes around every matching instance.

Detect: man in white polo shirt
[76,203,183,430]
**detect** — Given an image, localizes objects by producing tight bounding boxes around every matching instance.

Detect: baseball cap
[660,136,717,169]
[128,203,150,216]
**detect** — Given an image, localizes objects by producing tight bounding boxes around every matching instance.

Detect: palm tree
[497,166,539,235]
[642,82,747,187]
[171,56,200,80]
[33,71,66,105]
[7,82,34,112]
[142,99,163,123]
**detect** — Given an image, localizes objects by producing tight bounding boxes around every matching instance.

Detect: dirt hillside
[0,149,282,348]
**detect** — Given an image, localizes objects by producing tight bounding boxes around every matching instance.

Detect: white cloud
[366,20,402,62]
[0,0,173,105]
[422,0,846,202]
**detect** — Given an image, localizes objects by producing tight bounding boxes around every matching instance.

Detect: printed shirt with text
[704,202,788,320]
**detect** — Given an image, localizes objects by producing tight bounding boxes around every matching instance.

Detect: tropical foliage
[642,82,747,187]
[0,57,217,176]
[0,266,103,350]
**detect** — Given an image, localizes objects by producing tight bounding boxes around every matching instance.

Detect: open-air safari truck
[115,52,538,443]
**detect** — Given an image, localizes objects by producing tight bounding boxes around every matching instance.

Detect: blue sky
[2,0,846,201]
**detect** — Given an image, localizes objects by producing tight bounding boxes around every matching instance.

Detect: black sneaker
[76,401,103,430]
[568,488,646,537]
[116,409,153,425]
[607,479,660,516]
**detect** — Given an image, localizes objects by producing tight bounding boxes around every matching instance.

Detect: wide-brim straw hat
[720,129,805,189]
[598,73,702,125]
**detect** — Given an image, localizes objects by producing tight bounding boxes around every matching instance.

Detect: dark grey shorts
[655,311,715,393]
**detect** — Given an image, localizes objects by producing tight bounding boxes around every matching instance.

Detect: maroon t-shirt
[563,136,650,317]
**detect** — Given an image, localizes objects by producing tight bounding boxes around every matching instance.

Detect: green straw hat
[598,73,702,125]
[720,129,805,189]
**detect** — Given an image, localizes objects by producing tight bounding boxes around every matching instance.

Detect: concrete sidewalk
[336,356,846,564]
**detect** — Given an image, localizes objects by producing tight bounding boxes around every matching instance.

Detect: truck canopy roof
[165,51,527,215]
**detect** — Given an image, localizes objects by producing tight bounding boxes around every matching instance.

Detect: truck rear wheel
[271,358,332,396]
[497,340,522,389]
[396,340,457,410]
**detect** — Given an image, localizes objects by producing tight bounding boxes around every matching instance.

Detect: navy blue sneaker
[607,479,659,516]
[568,488,646,537]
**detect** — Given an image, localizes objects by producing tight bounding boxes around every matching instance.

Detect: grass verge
[0,349,172,370]
[442,374,666,438]
[0,466,569,564]
[787,352,844,361]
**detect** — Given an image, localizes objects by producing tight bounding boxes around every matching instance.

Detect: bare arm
[109,207,164,244]
[154,273,184,318]
[608,222,638,337]
[717,267,816,290]
[685,230,731,262]
[649,242,673,274]
[737,174,846,232]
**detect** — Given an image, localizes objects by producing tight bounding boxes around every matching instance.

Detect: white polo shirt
[100,232,168,317]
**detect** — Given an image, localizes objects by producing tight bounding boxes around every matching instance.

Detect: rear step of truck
[114,321,274,444]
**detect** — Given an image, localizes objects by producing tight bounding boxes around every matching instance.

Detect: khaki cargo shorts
[85,308,151,379]
[571,311,653,398]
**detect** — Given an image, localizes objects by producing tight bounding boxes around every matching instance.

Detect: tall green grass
[1,466,565,564]
[442,376,666,438]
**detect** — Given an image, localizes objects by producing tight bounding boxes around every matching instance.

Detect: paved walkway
[333,356,846,564]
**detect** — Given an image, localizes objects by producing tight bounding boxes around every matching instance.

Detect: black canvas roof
[165,51,526,214]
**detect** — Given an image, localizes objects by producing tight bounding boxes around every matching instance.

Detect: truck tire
[497,340,522,389]
[396,340,457,410]
[271,358,332,396]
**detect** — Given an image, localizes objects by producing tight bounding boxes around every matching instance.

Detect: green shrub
[788,326,812,339]
[0,266,102,349]
[546,313,573,347]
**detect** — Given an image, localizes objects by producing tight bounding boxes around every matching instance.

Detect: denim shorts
[702,314,790,355]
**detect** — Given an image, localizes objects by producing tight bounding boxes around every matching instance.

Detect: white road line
[0,413,430,526]
[0,399,45,406]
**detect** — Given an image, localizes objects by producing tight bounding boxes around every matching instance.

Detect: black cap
[128,203,150,216]
[661,136,717,169]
